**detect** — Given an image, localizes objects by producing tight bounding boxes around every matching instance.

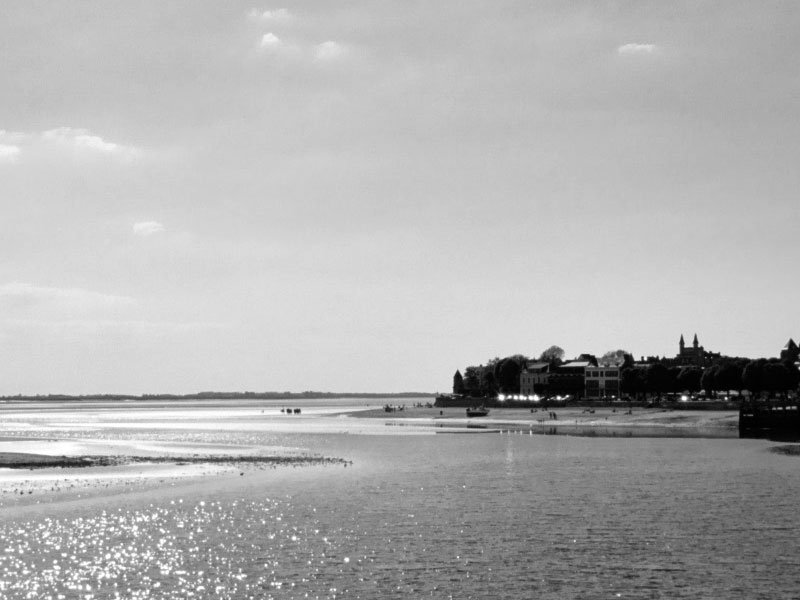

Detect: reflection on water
[1,497,362,599]
[1,402,800,599]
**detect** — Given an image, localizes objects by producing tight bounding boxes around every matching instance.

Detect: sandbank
[347,405,740,434]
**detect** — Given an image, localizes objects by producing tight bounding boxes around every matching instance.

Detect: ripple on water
[3,429,800,599]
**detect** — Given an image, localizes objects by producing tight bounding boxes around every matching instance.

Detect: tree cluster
[619,357,800,400]
[453,346,800,400]
[454,354,530,397]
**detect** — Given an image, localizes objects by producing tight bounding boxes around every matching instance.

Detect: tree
[763,361,790,396]
[452,370,465,395]
[479,368,498,397]
[701,366,718,398]
[485,357,501,371]
[621,367,645,400]
[645,363,670,400]
[742,360,765,396]
[539,345,565,366]
[494,355,526,394]
[677,366,702,393]
[600,349,632,367]
[667,367,682,393]
[463,366,481,397]
[715,362,742,396]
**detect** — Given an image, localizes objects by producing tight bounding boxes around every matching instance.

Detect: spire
[693,333,699,348]
[679,334,685,349]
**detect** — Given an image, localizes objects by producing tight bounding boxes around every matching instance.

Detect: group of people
[530,408,559,420]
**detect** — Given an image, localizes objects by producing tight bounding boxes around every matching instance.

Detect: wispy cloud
[0,129,26,143]
[0,282,136,313]
[42,127,139,159]
[0,127,140,163]
[617,43,657,56]
[0,144,21,163]
[132,221,165,237]
[249,8,292,23]
[314,41,346,63]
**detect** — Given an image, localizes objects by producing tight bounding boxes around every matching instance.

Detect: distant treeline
[0,391,433,402]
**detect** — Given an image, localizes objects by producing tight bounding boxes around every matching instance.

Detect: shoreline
[348,405,741,431]
[0,452,349,513]
[0,452,346,470]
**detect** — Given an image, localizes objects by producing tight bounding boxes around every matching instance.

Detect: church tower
[693,334,699,349]
[781,339,799,362]
[679,334,685,352]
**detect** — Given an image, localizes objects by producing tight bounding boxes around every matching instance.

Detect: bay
[1,399,799,599]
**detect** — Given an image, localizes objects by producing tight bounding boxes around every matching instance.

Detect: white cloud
[0,144,21,163]
[260,32,281,47]
[42,127,139,158]
[256,33,304,60]
[0,127,140,162]
[0,282,136,313]
[249,8,292,23]
[260,32,282,49]
[617,43,657,56]
[133,221,165,236]
[314,41,346,62]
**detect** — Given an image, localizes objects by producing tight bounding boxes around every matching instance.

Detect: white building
[585,365,621,399]
[519,362,550,396]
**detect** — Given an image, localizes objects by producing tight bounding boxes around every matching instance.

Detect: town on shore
[446,335,800,406]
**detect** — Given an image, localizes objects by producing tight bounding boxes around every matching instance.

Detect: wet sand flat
[0,400,357,512]
[351,405,740,431]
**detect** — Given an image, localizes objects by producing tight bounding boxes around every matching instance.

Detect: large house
[585,364,621,400]
[519,362,549,396]
[520,357,601,399]
[549,360,594,398]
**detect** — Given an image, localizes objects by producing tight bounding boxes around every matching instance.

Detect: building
[549,360,593,398]
[675,334,719,367]
[780,339,799,363]
[519,362,549,396]
[521,358,596,398]
[585,365,621,400]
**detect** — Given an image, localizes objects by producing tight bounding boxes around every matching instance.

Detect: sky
[1,1,799,395]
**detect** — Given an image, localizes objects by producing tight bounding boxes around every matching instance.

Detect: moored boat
[466,406,489,417]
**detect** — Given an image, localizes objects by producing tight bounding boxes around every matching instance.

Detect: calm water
[1,401,800,599]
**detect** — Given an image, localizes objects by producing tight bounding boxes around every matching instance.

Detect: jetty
[739,398,800,438]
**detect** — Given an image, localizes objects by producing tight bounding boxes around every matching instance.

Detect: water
[1,401,800,599]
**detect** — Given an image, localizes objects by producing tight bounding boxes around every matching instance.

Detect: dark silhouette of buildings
[675,334,719,367]
[781,339,799,363]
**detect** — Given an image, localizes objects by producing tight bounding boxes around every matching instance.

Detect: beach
[351,404,740,432]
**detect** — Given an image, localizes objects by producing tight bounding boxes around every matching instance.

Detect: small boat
[466,406,489,417]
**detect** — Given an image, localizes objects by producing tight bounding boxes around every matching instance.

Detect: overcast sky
[1,1,799,395]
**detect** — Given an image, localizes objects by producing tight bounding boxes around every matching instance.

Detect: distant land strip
[769,445,800,456]
[0,392,433,402]
[0,452,348,469]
